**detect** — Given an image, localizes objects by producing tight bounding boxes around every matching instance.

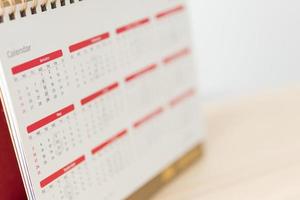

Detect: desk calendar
[0,0,204,199]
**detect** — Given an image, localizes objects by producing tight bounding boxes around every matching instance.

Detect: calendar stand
[0,1,204,199]
[0,99,27,200]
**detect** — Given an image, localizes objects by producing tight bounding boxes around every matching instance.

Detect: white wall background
[188,0,300,100]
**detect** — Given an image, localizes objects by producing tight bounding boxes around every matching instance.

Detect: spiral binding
[0,0,83,23]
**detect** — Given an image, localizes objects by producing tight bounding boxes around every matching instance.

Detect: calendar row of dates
[10,4,190,116]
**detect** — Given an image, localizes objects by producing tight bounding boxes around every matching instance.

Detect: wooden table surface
[151,87,300,200]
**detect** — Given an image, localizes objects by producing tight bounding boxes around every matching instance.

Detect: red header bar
[81,82,119,105]
[116,18,150,34]
[170,88,196,107]
[156,5,185,19]
[91,129,128,155]
[133,107,164,128]
[40,155,85,188]
[69,32,110,53]
[12,50,63,75]
[125,64,157,82]
[163,48,191,64]
[27,105,75,134]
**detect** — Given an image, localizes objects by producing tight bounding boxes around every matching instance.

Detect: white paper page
[0,0,204,199]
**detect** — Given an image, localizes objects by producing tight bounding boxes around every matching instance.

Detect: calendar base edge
[126,143,204,200]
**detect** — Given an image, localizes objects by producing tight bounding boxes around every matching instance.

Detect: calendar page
[0,0,204,199]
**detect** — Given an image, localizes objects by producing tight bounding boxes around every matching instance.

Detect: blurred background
[153,1,300,199]
[188,0,300,101]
